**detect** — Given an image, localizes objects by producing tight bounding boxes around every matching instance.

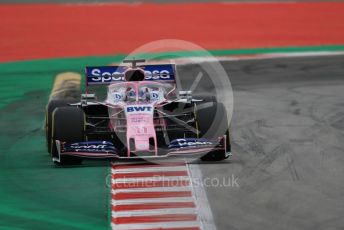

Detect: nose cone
[125,103,156,156]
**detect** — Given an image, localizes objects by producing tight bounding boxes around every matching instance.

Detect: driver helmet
[126,87,136,101]
[139,87,151,101]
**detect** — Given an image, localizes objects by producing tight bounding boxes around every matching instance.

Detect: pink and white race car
[45,59,231,165]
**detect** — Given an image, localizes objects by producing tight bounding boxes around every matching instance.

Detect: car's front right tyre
[51,106,85,165]
[196,100,231,161]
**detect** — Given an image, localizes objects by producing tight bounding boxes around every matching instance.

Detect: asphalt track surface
[1,54,343,229]
[195,55,344,230]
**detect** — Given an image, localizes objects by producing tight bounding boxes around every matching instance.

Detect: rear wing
[85,64,176,86]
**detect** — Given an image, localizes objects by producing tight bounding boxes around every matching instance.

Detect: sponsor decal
[130,117,149,123]
[113,92,123,102]
[150,91,160,100]
[137,143,149,149]
[169,138,216,149]
[63,141,117,153]
[144,70,171,80]
[86,64,175,85]
[90,68,124,83]
[70,144,107,149]
[126,105,153,113]
[132,126,148,134]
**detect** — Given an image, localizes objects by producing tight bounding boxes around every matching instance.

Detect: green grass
[0,59,111,230]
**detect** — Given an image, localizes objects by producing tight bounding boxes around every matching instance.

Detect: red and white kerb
[111,162,201,230]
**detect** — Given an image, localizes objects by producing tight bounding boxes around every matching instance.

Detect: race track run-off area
[1,2,344,62]
[0,1,344,230]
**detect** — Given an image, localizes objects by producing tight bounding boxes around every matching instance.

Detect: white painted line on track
[112,197,194,205]
[112,176,191,183]
[112,208,197,217]
[112,165,188,173]
[187,163,217,230]
[174,51,344,65]
[112,186,192,194]
[111,221,201,230]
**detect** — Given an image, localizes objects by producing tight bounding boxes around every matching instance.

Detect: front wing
[53,138,227,162]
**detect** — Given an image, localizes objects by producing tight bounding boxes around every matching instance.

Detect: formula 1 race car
[45,59,231,165]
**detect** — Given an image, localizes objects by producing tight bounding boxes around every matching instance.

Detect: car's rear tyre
[196,100,231,161]
[51,107,85,165]
[45,100,71,154]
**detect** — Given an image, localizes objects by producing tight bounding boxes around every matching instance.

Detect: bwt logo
[89,69,171,82]
[126,106,153,113]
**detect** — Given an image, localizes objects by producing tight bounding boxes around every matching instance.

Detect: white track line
[187,164,217,230]
[175,51,344,65]
[112,208,197,217]
[112,221,200,230]
[112,165,187,173]
[112,176,190,183]
[112,186,192,194]
[112,197,194,205]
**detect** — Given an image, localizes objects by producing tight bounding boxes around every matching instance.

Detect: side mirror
[178,91,192,103]
[81,93,96,105]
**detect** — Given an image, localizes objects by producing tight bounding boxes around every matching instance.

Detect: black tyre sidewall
[45,100,70,153]
[51,107,85,165]
[196,101,230,161]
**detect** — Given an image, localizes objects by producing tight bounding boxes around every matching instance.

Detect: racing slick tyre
[196,101,231,161]
[51,107,85,165]
[45,99,70,154]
